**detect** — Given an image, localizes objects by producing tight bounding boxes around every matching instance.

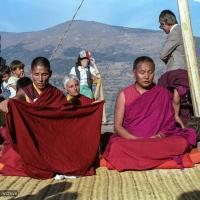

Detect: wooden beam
[177,0,200,116]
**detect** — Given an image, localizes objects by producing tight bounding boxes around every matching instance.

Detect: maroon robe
[158,69,192,125]
[68,94,94,106]
[103,85,196,171]
[0,84,104,179]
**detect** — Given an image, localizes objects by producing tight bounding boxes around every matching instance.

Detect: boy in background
[0,65,17,99]
[10,60,24,79]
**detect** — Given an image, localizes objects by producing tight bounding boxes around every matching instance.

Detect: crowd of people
[0,9,199,179]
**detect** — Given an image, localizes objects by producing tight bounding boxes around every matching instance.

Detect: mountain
[1,20,200,122]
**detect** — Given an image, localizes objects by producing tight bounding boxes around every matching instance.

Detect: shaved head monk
[0,57,103,178]
[103,56,197,171]
[0,57,67,111]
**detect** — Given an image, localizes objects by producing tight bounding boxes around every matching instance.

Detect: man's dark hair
[159,10,178,25]
[31,57,51,71]
[75,56,90,67]
[16,77,32,91]
[133,56,155,71]
[10,60,25,71]
[0,65,10,77]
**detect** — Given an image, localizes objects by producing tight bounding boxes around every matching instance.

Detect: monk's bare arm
[114,91,137,139]
[0,89,26,113]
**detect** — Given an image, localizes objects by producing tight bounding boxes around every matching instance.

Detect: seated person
[103,56,197,171]
[0,57,69,175]
[0,56,67,111]
[63,74,94,106]
[0,57,103,178]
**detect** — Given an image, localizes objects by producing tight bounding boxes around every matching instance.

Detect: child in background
[0,60,25,99]
[0,65,17,99]
[10,60,25,79]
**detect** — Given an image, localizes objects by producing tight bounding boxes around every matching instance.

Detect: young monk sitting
[0,57,103,178]
[0,57,69,176]
[103,56,197,171]
[0,57,67,111]
[63,74,94,106]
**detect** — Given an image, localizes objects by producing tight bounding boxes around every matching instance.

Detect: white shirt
[70,66,96,86]
[1,76,18,99]
[170,24,178,33]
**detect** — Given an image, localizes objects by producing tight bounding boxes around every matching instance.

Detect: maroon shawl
[4,85,103,179]
[68,94,94,106]
[22,83,69,106]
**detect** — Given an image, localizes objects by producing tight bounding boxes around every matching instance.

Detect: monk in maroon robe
[103,56,196,171]
[0,57,103,179]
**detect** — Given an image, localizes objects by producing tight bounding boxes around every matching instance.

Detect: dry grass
[1,165,200,200]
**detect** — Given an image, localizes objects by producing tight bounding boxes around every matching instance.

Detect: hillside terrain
[1,20,200,122]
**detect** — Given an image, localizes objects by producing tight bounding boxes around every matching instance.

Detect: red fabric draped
[157,69,192,124]
[103,86,196,171]
[0,127,27,176]
[67,94,94,106]
[1,85,103,179]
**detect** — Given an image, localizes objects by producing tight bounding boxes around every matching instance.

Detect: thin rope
[49,0,86,61]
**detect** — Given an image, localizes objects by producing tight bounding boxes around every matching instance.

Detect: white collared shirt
[70,66,96,86]
[170,24,178,33]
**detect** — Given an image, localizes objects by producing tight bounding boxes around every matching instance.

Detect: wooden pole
[177,0,200,116]
[100,82,107,123]
[93,77,107,123]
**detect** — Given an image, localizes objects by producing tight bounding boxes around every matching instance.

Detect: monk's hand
[0,99,9,113]
[151,132,165,139]
[158,132,165,138]
[92,100,103,104]
[129,135,138,140]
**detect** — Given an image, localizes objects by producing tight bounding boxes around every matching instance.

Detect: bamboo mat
[1,165,200,200]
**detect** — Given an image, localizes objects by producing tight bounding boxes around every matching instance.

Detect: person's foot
[54,174,78,180]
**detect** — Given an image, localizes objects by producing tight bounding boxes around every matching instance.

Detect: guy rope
[48,0,107,122]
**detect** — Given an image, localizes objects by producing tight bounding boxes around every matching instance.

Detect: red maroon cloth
[78,94,94,105]
[68,94,94,106]
[0,127,27,176]
[103,85,196,171]
[157,69,192,125]
[1,85,103,179]
[22,83,69,106]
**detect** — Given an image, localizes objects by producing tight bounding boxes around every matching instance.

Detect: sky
[0,0,200,36]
